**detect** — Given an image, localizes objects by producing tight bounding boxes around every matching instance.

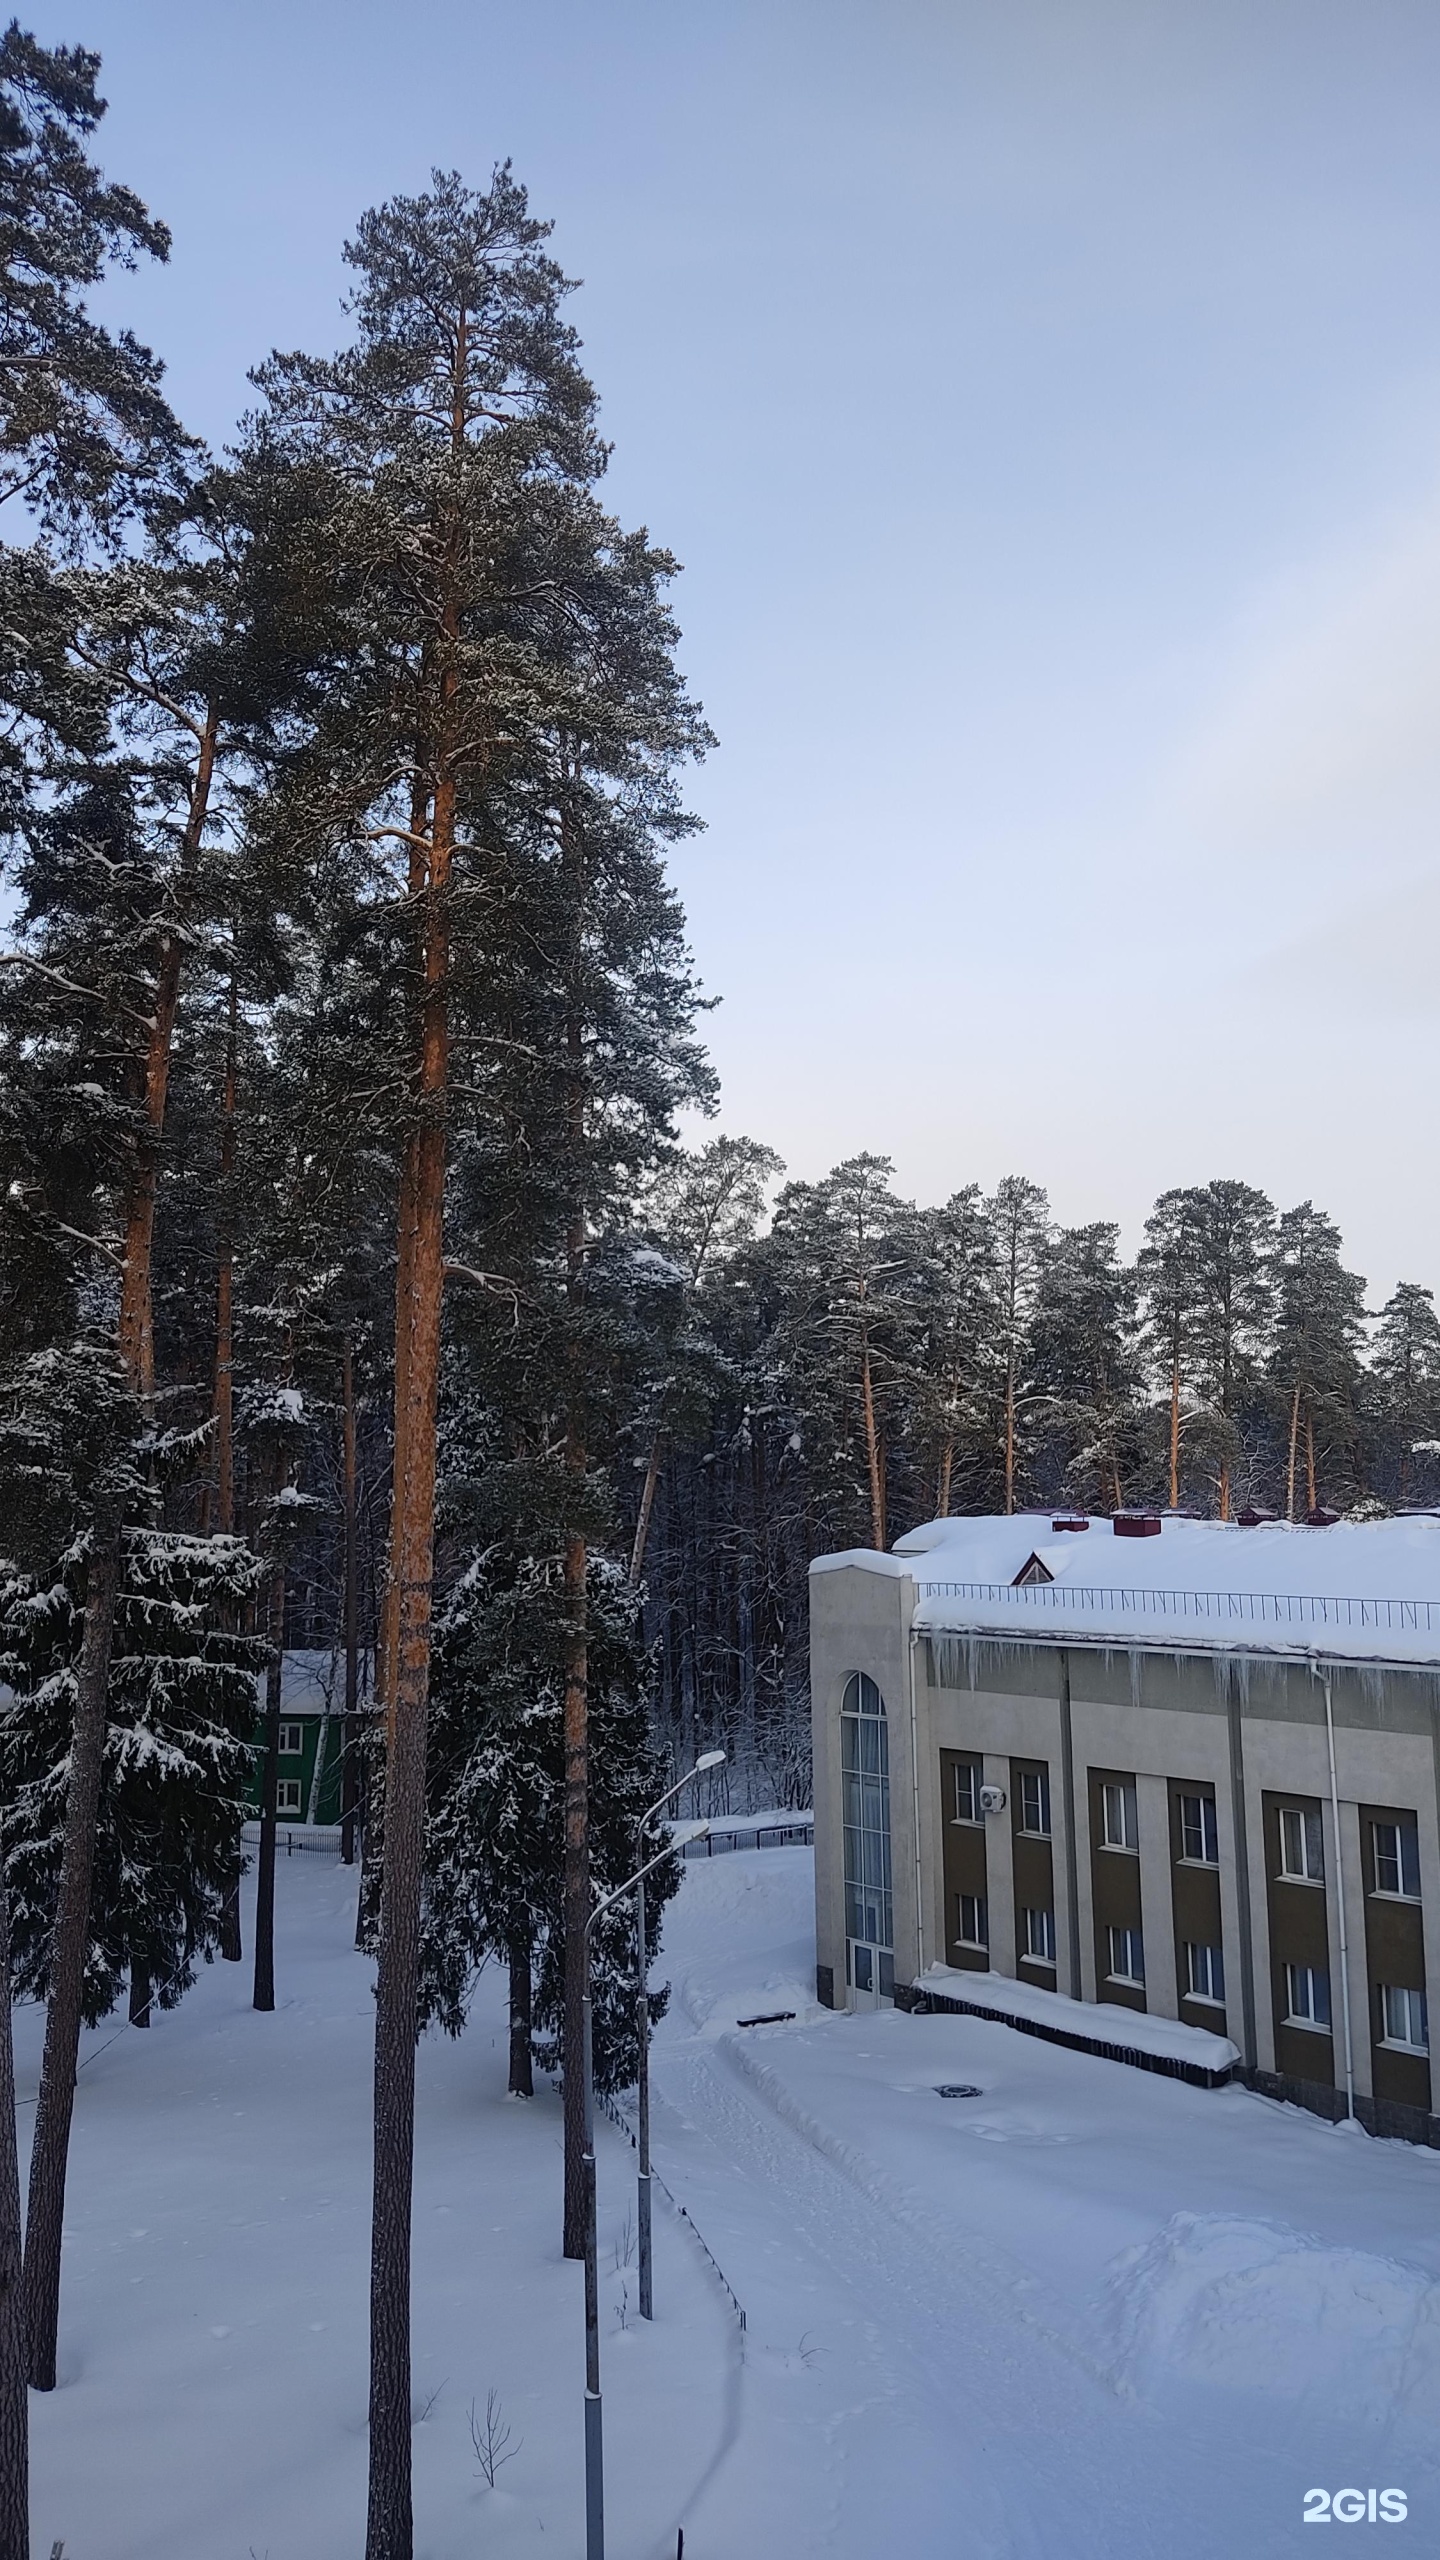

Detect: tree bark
[252,1538,285,2014]
[1305,1407,1318,1516]
[341,1339,361,1864]
[507,1927,534,2099]
[629,1412,666,1585]
[0,1865,29,2560]
[860,1344,885,1550]
[366,751,450,2559]
[1286,1381,1301,1522]
[118,709,218,1402]
[561,1520,589,2259]
[1169,1355,1181,1512]
[127,1962,151,2028]
[936,1435,954,1519]
[23,1510,121,2389]
[1004,1353,1016,1516]
[214,967,238,1534]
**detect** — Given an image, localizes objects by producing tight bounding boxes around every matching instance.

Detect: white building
[810,1508,1440,2138]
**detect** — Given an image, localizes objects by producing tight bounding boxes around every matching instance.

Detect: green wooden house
[245,1652,354,1826]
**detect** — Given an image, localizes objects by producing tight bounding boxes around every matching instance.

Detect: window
[1100,1779,1137,1852]
[1278,1806,1324,1884]
[1184,1941,1225,2005]
[1107,1925,1144,1986]
[1019,1768,1051,1837]
[1381,1984,1429,2052]
[1371,1818,1421,1900]
[951,1760,983,1825]
[842,1673,893,1957]
[277,1722,304,1758]
[1284,1962,1331,2030]
[956,1893,988,1951]
[1178,1793,1219,1865]
[1022,1906,1056,1966]
[276,1779,303,1815]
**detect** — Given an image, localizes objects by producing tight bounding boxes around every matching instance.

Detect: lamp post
[635,1748,726,2318]
[580,1823,710,2560]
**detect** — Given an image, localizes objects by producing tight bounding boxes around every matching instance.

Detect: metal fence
[918,1581,1440,1636]
[680,1819,814,1860]
[597,2089,747,2336]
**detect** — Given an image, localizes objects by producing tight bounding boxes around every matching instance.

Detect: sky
[42,0,1440,1301]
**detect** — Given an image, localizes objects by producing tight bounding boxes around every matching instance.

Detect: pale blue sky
[52,1,1440,1298]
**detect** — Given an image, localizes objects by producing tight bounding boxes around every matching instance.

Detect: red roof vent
[1050,1514,1088,1532]
[1305,1507,1340,1528]
[1238,1507,1275,1528]
[1113,1512,1161,1538]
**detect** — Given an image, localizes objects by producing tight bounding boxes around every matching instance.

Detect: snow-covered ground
[19,1844,1440,2555]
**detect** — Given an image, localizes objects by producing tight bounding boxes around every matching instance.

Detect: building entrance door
[846,1937,893,2011]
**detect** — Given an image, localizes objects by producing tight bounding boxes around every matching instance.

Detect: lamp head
[696,1749,727,1772]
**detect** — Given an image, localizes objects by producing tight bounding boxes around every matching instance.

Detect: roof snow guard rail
[903,1984,1236,2089]
[917,1581,1440,1634]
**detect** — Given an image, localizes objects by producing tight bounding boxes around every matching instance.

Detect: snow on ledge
[809,1548,915,1580]
[916,1963,1240,2071]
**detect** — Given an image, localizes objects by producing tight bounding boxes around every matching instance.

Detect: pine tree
[1164,1180,1275,1519]
[901,1187,996,1517]
[1268,1202,1366,1519]
[0,20,186,546]
[248,166,709,2551]
[985,1174,1051,1514]
[1368,1283,1440,1508]
[1029,1222,1141,1511]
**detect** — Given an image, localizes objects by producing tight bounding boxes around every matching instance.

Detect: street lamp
[581,1822,710,2560]
[577,1746,725,2560]
[635,1748,726,2319]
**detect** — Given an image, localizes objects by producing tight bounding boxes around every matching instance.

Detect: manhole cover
[934,2084,982,2099]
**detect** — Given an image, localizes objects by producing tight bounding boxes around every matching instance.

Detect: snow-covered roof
[813,1512,1440,1667]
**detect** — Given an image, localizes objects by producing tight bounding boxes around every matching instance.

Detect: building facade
[810,1512,1440,2139]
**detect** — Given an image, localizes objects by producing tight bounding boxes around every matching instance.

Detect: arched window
[841,1672,893,1994]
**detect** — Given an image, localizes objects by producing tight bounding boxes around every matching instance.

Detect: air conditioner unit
[979,1783,1006,1815]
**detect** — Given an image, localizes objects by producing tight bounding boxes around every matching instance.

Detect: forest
[0,22,1436,2560]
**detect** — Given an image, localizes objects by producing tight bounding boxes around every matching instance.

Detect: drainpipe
[908,1615,925,1988]
[1320,1664,1356,2121]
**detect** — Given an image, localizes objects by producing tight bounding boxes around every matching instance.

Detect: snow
[917,1960,1240,2070]
[21,1841,1440,2556]
[818,1509,1440,1664]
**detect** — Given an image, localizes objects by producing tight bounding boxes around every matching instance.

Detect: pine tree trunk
[1287,1382,1301,1522]
[1169,1356,1181,1511]
[1218,1464,1231,1522]
[341,1339,361,1865]
[366,754,450,2560]
[214,968,238,1536]
[127,1963,151,2028]
[23,1509,122,2390]
[1306,1408,1317,1515]
[0,1868,27,2560]
[561,1519,589,2259]
[936,1436,954,1518]
[252,1546,285,2014]
[629,1414,666,1585]
[860,1344,885,1550]
[1005,1354,1016,1515]
[117,711,218,1402]
[507,1927,534,2099]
